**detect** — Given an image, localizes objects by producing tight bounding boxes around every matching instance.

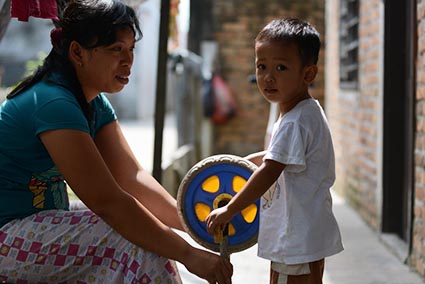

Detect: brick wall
[412,0,425,276]
[326,0,425,277]
[325,0,382,230]
[210,0,325,155]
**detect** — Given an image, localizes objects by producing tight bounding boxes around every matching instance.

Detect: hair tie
[50,27,62,50]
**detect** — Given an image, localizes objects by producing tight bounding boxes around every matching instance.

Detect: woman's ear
[303,65,318,85]
[68,41,84,67]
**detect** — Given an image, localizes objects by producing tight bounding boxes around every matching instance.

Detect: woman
[0,1,232,283]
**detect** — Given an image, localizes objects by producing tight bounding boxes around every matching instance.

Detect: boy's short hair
[255,18,321,66]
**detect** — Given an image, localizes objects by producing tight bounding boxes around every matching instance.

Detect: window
[339,0,359,89]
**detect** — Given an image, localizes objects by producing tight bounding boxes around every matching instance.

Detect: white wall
[108,0,161,120]
[0,17,53,61]
[0,17,53,87]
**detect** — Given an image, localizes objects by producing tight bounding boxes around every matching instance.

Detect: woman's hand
[182,247,233,284]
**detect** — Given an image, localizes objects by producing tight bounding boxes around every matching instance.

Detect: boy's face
[255,40,316,111]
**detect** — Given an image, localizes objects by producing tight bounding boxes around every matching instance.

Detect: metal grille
[339,0,359,89]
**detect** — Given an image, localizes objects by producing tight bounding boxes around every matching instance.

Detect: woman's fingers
[209,258,232,284]
[184,248,232,284]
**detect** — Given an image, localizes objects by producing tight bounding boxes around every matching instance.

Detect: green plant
[24,52,47,77]
[67,186,80,201]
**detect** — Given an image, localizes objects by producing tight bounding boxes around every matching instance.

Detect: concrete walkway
[323,195,424,284]
[120,118,425,284]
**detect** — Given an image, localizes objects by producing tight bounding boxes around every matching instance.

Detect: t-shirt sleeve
[91,94,117,135]
[264,121,307,173]
[33,98,90,136]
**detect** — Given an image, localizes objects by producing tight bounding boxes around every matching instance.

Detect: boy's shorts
[270,259,325,284]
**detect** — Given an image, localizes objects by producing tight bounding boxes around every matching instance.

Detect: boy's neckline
[279,95,313,117]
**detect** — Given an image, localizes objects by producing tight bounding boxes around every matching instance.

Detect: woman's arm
[40,128,185,257]
[39,128,232,284]
[244,150,267,167]
[94,120,183,230]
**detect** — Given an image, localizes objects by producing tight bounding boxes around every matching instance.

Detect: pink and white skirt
[0,205,182,284]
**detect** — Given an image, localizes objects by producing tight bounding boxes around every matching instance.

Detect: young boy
[206,18,343,284]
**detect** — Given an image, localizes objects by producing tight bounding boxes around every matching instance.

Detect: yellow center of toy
[213,193,233,210]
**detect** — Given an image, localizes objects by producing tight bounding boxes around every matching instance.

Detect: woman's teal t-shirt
[0,74,117,227]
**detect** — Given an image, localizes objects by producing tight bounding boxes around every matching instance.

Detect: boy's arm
[206,159,285,234]
[244,150,267,167]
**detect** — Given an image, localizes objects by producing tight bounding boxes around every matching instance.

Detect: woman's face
[78,26,135,101]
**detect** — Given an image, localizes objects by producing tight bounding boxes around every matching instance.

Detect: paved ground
[120,118,425,284]
[321,195,424,284]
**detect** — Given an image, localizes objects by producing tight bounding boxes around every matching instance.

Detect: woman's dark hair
[255,18,320,66]
[7,0,142,123]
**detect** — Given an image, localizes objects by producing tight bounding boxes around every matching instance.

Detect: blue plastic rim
[181,162,260,252]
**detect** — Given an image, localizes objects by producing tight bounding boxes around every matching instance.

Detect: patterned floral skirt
[0,203,182,284]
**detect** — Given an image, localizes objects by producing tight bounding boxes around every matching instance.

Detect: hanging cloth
[11,0,58,22]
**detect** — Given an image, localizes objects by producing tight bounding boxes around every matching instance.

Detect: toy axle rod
[220,223,230,260]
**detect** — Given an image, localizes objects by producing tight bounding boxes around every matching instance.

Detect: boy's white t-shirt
[258,98,343,265]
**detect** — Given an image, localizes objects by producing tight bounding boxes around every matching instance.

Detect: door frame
[382,0,416,248]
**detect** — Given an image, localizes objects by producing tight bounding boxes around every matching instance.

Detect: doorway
[382,0,416,247]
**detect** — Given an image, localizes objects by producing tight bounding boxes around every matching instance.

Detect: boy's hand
[206,206,233,235]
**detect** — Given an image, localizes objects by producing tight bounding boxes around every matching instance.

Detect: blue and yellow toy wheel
[177,154,260,253]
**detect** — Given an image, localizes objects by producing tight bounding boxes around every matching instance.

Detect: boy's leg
[270,259,325,284]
